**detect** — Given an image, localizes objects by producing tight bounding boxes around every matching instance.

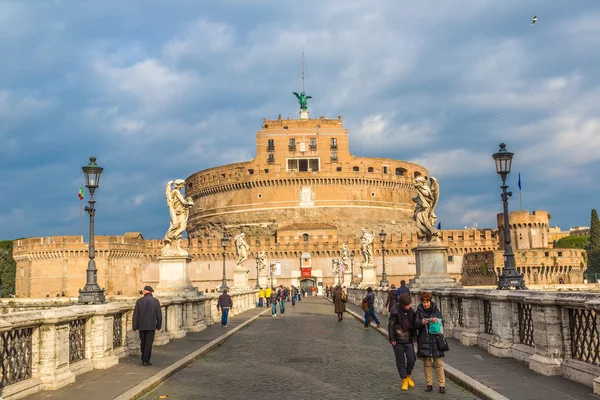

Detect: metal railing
[0,327,33,388]
[113,313,123,349]
[69,319,86,363]
[517,303,535,347]
[483,300,492,335]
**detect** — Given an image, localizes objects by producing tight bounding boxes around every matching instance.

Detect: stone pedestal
[410,241,461,289]
[155,255,196,294]
[300,109,309,120]
[233,268,250,290]
[258,274,269,289]
[361,264,377,285]
[343,271,353,287]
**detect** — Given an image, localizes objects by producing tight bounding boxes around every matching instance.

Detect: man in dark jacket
[217,289,233,327]
[397,280,411,297]
[388,293,417,391]
[363,287,382,329]
[132,286,162,366]
[385,284,398,312]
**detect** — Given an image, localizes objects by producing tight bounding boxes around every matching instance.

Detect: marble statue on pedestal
[360,229,374,265]
[162,179,194,256]
[234,233,250,269]
[413,176,440,243]
[332,258,340,276]
[257,250,268,275]
[341,242,350,269]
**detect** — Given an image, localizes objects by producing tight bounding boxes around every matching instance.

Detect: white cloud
[351,114,437,152]
[411,149,491,179]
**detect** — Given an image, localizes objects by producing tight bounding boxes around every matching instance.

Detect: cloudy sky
[0,0,598,241]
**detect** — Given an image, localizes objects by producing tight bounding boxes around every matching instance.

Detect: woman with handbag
[388,293,417,391]
[333,285,346,321]
[416,291,446,393]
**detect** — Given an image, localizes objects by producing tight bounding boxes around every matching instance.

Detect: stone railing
[0,290,257,400]
[347,286,600,394]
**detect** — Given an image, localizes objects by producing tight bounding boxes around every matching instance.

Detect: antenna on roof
[301,46,305,93]
[292,47,312,119]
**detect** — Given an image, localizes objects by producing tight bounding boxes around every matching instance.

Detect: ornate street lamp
[255,254,261,289]
[78,157,106,304]
[379,229,389,287]
[270,263,274,288]
[350,250,356,287]
[493,143,526,290]
[219,232,230,292]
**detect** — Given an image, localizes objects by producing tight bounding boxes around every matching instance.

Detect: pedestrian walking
[217,289,233,327]
[416,291,446,393]
[332,285,346,321]
[389,293,417,391]
[362,287,382,329]
[278,286,286,314]
[132,286,162,366]
[301,288,306,297]
[397,280,410,297]
[270,287,278,317]
[291,286,297,306]
[386,284,398,312]
[266,286,272,307]
[258,287,265,307]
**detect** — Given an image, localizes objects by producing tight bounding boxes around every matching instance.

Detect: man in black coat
[132,286,162,366]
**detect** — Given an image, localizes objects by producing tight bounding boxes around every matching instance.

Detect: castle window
[414,171,422,178]
[395,167,407,176]
[448,256,454,262]
[257,193,263,199]
[264,169,269,173]
[368,167,374,173]
[287,158,320,172]
[310,138,317,150]
[353,166,359,172]
[315,125,320,129]
[371,192,376,197]
[267,139,274,151]
[289,138,296,151]
[221,173,226,178]
[284,126,289,130]
[383,166,388,174]
[331,152,338,162]
[336,167,342,171]
[302,233,309,243]
[268,154,275,164]
[545,251,549,257]
[248,169,254,175]
[330,138,338,149]
[558,252,563,257]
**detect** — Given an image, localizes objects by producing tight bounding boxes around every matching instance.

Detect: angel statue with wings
[292,91,312,111]
[162,179,195,255]
[257,250,268,274]
[412,176,440,242]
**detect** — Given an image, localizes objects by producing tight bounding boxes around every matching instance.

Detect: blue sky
[0,0,599,240]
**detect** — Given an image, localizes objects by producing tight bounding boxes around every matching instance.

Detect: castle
[11,104,586,297]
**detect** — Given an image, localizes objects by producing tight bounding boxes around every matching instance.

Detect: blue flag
[518,172,522,191]
[437,222,441,230]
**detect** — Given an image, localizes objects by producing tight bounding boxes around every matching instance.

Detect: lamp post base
[497,270,527,290]
[78,285,105,304]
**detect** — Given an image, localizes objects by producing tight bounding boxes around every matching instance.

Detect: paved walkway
[26,307,266,400]
[142,297,479,400]
[341,298,597,400]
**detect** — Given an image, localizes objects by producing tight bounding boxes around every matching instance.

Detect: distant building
[569,226,590,237]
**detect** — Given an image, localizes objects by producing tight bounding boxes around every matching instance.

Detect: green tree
[589,209,600,273]
[0,240,16,297]
[555,235,589,249]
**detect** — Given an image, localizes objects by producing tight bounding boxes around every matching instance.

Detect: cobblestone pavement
[143,298,480,400]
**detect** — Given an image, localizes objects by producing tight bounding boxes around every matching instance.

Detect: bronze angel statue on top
[292,91,312,111]
[412,176,440,242]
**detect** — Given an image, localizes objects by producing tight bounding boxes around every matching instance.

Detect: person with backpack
[388,293,417,391]
[278,286,286,315]
[416,291,446,393]
[362,287,382,329]
[332,285,346,321]
[270,287,278,317]
[385,284,398,313]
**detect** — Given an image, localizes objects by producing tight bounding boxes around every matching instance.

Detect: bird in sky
[531,16,538,25]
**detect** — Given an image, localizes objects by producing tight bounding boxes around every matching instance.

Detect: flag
[78,187,84,200]
[518,172,522,191]
[437,222,441,230]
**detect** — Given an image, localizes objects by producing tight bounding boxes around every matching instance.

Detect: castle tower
[497,210,549,250]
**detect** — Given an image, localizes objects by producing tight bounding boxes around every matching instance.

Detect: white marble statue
[332,258,341,275]
[341,242,350,268]
[234,233,250,269]
[162,179,194,256]
[412,176,440,242]
[269,261,277,277]
[257,250,268,274]
[360,229,374,265]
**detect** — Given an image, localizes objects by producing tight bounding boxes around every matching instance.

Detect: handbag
[428,319,443,335]
[361,298,369,312]
[436,334,450,352]
[341,293,347,303]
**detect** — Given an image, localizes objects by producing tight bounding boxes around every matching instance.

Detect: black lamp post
[350,251,356,287]
[255,255,261,289]
[270,264,274,289]
[379,230,389,287]
[78,157,106,304]
[493,143,527,290]
[220,233,230,292]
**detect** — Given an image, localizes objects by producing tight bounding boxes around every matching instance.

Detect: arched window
[368,167,374,173]
[302,233,309,243]
[353,166,359,172]
[395,167,407,176]
[414,171,422,178]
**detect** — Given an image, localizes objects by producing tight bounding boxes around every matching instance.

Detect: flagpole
[80,200,83,237]
[520,189,523,211]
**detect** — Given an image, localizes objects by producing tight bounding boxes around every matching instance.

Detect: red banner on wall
[301,268,312,278]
